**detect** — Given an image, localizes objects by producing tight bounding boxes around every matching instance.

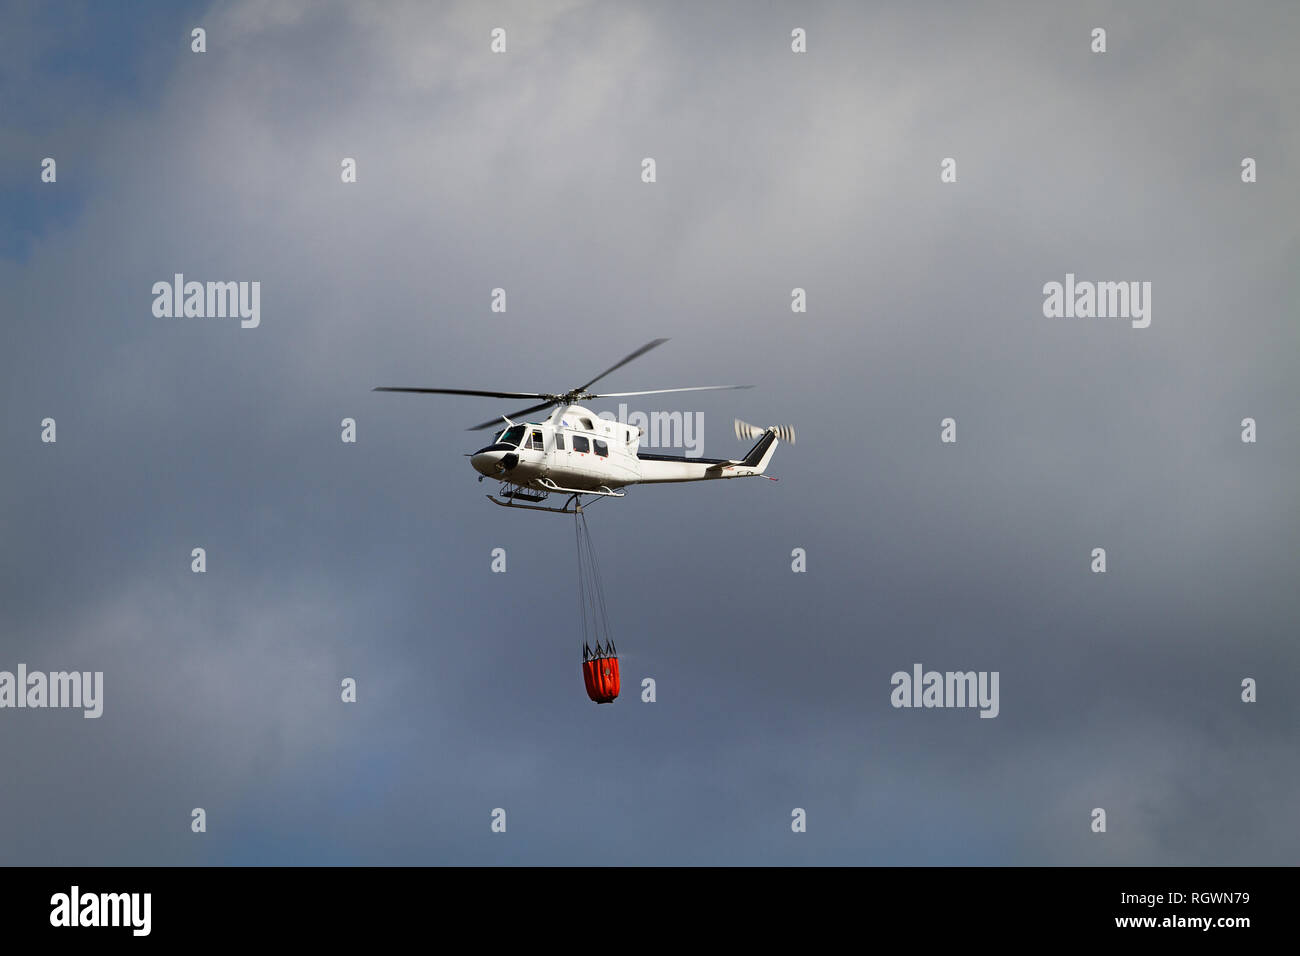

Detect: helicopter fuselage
[469,404,778,492]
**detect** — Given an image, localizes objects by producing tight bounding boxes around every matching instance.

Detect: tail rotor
[734,419,796,444]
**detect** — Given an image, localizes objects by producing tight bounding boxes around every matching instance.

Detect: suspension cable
[576,505,591,654]
[583,510,615,652]
[574,507,615,655]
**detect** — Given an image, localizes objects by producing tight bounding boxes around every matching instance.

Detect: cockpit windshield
[498,425,527,447]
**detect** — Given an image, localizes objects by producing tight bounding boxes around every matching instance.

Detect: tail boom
[633,427,783,484]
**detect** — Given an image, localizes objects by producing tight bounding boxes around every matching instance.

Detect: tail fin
[724,419,794,477]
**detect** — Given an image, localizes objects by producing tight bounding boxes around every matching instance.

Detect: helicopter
[374,338,794,513]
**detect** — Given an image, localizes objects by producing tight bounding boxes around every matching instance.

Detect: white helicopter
[375,338,794,513]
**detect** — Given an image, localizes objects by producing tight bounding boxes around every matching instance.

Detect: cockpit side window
[527,430,544,450]
[499,425,526,447]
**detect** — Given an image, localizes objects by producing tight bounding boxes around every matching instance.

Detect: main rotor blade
[577,338,669,393]
[467,400,559,431]
[593,385,754,398]
[374,387,551,399]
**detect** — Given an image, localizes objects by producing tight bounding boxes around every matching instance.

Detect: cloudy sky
[1,0,1296,864]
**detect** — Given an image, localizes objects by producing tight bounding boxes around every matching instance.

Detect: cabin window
[573,436,590,453]
[555,434,565,450]
[527,430,544,450]
[593,439,608,457]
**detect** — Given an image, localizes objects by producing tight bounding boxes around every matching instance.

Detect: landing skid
[485,480,625,514]
[486,493,583,514]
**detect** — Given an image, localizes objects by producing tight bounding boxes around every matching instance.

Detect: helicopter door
[569,434,594,479]
[519,428,545,472]
[552,430,570,477]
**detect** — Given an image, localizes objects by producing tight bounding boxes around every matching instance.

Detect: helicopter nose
[470,448,519,476]
[470,450,502,476]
